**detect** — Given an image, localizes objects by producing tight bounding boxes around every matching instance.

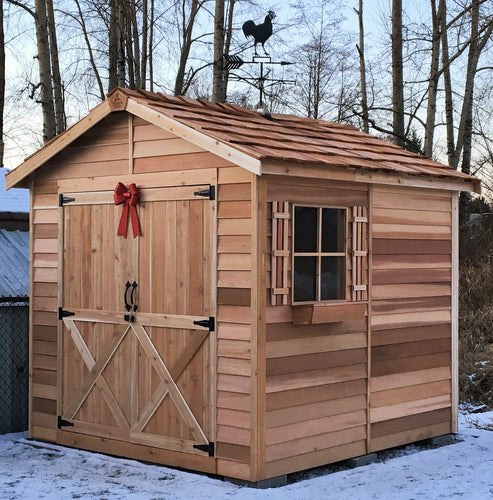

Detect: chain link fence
[0,296,29,434]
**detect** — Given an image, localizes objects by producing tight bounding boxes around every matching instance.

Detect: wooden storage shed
[6,88,480,484]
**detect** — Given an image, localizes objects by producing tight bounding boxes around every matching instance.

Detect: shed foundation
[226,475,288,489]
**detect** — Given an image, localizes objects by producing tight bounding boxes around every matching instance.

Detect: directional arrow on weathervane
[223,54,245,71]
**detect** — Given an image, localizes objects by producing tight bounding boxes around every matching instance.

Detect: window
[293,206,346,302]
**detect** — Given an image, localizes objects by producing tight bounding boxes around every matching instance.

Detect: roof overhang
[262,161,481,194]
[6,89,262,190]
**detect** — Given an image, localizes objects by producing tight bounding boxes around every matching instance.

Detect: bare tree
[46,0,64,133]
[174,0,207,96]
[141,0,148,89]
[108,0,126,89]
[440,1,455,165]
[355,0,369,133]
[0,0,4,166]
[34,0,56,141]
[391,0,405,147]
[212,0,225,102]
[212,0,236,102]
[451,0,493,174]
[423,0,444,159]
[67,0,105,100]
[291,0,353,120]
[148,0,154,91]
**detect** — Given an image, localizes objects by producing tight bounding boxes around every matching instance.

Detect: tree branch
[6,0,35,17]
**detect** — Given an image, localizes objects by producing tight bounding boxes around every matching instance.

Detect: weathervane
[224,11,295,112]
[242,10,276,57]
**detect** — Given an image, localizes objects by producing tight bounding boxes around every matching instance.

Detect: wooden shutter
[271,201,290,305]
[351,206,368,301]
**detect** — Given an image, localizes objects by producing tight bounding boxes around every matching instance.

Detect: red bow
[114,182,141,238]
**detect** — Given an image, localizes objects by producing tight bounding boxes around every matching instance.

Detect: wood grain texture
[266,379,367,411]
[368,188,453,451]
[266,364,367,393]
[265,440,366,478]
[369,421,451,453]
[370,407,451,438]
[57,430,215,474]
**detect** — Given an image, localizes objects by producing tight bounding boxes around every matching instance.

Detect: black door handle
[130,281,138,311]
[124,281,132,311]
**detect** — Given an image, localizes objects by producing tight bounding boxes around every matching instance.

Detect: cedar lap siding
[6,88,479,483]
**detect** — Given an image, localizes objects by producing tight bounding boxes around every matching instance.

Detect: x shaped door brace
[62,317,209,447]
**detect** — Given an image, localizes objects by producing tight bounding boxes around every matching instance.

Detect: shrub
[459,199,493,409]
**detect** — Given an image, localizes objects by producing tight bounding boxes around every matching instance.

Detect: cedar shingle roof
[123,88,478,189]
[6,87,480,192]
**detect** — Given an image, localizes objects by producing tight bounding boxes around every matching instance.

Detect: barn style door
[58,185,215,457]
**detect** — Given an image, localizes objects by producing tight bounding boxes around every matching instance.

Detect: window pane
[321,208,345,253]
[321,257,345,300]
[294,206,318,252]
[294,256,317,302]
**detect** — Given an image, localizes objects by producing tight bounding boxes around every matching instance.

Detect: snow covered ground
[0,412,492,499]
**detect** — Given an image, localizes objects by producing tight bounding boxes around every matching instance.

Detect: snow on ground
[0,412,492,500]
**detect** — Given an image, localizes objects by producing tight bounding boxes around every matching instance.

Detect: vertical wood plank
[271,202,278,306]
[128,114,134,174]
[367,187,374,451]
[57,199,64,418]
[209,175,218,452]
[451,192,458,433]
[282,202,289,306]
[352,207,357,301]
[29,184,35,437]
[251,175,267,481]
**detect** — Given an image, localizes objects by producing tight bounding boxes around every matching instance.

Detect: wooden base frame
[56,429,216,475]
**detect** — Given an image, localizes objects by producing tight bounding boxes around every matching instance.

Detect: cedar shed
[6,88,480,485]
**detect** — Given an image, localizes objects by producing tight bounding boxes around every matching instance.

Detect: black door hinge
[193,317,215,332]
[59,194,75,206]
[57,416,75,429]
[193,441,215,457]
[58,307,75,320]
[193,186,215,200]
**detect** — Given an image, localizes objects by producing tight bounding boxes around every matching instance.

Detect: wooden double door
[58,185,215,457]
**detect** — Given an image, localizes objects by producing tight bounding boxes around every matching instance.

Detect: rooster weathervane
[224,10,294,112]
[242,10,276,56]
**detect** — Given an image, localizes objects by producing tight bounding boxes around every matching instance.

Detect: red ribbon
[114,182,141,238]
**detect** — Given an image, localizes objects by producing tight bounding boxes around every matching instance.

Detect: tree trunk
[117,3,126,87]
[125,5,135,89]
[46,0,65,134]
[149,0,154,91]
[423,0,443,159]
[440,0,455,166]
[221,0,236,101]
[108,0,119,91]
[0,0,4,166]
[141,0,148,90]
[174,0,200,96]
[75,0,105,100]
[212,0,225,102]
[355,0,369,133]
[35,0,56,142]
[452,0,493,173]
[129,0,141,88]
[391,0,405,147]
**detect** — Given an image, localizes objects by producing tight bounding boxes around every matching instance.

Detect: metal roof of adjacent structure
[0,167,29,212]
[0,229,29,298]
